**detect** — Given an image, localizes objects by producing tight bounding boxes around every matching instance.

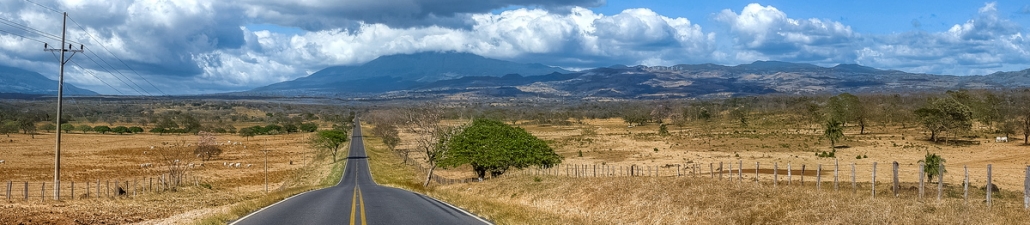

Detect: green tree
[59,123,73,133]
[239,127,256,140]
[112,126,130,134]
[918,151,946,183]
[38,123,56,133]
[914,97,973,142]
[128,126,144,133]
[299,123,318,132]
[658,123,670,136]
[0,121,18,137]
[93,125,111,134]
[77,125,92,134]
[438,119,563,180]
[824,119,844,149]
[310,130,349,162]
[827,93,866,133]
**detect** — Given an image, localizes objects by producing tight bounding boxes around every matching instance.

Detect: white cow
[0,160,5,164]
[246,164,253,168]
[996,136,1009,143]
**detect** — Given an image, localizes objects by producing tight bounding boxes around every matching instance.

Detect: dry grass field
[0,130,338,224]
[382,118,1030,224]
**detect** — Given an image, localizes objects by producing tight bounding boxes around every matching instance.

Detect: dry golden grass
[373,118,1030,224]
[0,130,337,224]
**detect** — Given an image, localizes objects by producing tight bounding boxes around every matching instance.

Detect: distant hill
[0,65,98,96]
[246,52,1030,99]
[251,52,569,94]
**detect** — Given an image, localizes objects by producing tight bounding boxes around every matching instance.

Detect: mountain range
[0,65,97,96]
[247,52,1030,99]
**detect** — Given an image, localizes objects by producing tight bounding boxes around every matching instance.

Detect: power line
[78,53,147,95]
[80,48,152,95]
[22,0,61,14]
[68,16,168,96]
[69,60,126,95]
[0,27,47,43]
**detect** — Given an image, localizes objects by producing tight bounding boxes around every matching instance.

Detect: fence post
[1023,165,1029,209]
[774,162,778,187]
[41,182,45,202]
[801,165,806,186]
[24,182,28,201]
[964,165,969,203]
[738,160,743,183]
[919,162,925,200]
[893,161,899,197]
[834,159,839,190]
[872,162,877,198]
[788,163,792,186]
[817,164,822,191]
[96,180,100,199]
[938,164,944,201]
[987,164,993,207]
[71,181,74,200]
[852,163,856,193]
[756,162,760,184]
[710,163,714,178]
[678,164,681,177]
[728,163,733,180]
[6,181,10,202]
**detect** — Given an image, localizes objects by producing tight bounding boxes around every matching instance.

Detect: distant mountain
[251,52,569,94]
[247,52,1030,99]
[0,65,98,96]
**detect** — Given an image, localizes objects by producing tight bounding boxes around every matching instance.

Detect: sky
[0,0,1028,95]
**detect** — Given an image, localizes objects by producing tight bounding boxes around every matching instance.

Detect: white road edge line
[230,145,352,225]
[356,125,492,225]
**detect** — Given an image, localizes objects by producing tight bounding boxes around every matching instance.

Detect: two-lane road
[233,123,489,225]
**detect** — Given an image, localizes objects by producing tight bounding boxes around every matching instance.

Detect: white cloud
[715,3,857,63]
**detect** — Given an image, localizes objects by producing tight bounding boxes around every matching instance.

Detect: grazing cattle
[996,136,1009,143]
[223,162,228,167]
[150,146,154,150]
[0,160,5,164]
[140,163,153,168]
[246,164,253,168]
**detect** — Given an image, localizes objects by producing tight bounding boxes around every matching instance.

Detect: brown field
[0,130,335,224]
[372,118,1030,224]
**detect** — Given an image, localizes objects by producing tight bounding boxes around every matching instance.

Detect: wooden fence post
[710,163,714,178]
[893,161,900,197]
[6,181,10,201]
[834,159,839,191]
[719,162,724,180]
[71,181,74,200]
[738,160,743,183]
[872,162,877,198]
[756,162,760,184]
[774,162,778,187]
[677,164,681,177]
[919,162,925,200]
[788,163,792,186]
[852,163,856,193]
[817,164,822,190]
[938,164,944,201]
[41,182,45,202]
[728,163,733,180]
[801,165,806,186]
[964,165,969,203]
[987,164,993,207]
[1024,165,1029,209]
[24,182,28,201]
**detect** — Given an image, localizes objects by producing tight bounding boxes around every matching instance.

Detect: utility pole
[44,12,83,201]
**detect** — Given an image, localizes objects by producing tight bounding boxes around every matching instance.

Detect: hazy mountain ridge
[0,65,98,96]
[248,53,1030,99]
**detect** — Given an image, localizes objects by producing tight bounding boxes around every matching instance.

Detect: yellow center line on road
[358,187,367,225]
[349,187,358,225]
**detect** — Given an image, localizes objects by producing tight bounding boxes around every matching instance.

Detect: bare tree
[194,131,222,161]
[156,141,194,190]
[403,105,458,187]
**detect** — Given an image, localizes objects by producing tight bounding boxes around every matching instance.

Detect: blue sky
[1,0,1029,95]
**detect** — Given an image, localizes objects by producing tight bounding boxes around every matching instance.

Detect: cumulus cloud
[239,0,605,30]
[715,3,857,63]
[857,3,1030,75]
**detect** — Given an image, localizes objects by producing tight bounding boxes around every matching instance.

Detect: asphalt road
[232,123,490,225]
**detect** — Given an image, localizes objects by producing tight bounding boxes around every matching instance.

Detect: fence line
[2,174,205,202]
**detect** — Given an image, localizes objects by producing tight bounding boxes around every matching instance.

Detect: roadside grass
[363,132,589,224]
[192,141,349,225]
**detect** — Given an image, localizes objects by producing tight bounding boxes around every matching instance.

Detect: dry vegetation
[375,116,1030,224]
[0,124,340,224]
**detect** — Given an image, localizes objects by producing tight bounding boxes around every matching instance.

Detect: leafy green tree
[824,119,844,149]
[299,123,318,132]
[914,97,973,142]
[150,127,167,135]
[60,123,75,133]
[0,121,18,137]
[112,126,129,134]
[239,127,256,140]
[128,126,144,133]
[658,123,670,136]
[827,93,866,134]
[38,123,56,133]
[310,130,349,162]
[77,125,92,134]
[918,151,946,183]
[439,119,563,180]
[93,125,111,134]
